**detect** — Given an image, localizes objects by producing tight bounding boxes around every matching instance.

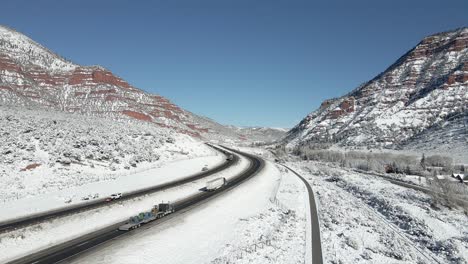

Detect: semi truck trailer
[206,177,227,191]
[118,202,174,231]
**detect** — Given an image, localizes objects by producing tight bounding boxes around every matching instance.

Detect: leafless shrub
[426,155,453,168]
[293,146,422,175]
[427,170,468,211]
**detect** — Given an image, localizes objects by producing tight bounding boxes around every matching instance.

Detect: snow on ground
[289,161,468,264]
[0,25,77,72]
[211,164,307,264]
[227,145,277,161]
[0,151,249,263]
[0,105,214,202]
[58,161,307,264]
[0,155,224,222]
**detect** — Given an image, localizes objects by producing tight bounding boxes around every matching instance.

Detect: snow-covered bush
[0,105,207,201]
[291,146,453,177]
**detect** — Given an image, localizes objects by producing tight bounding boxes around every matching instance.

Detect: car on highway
[106,193,122,201]
[201,165,209,171]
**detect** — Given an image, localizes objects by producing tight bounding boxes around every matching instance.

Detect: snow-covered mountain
[0,105,216,201]
[284,27,467,150]
[0,25,244,141]
[399,111,468,162]
[227,126,288,143]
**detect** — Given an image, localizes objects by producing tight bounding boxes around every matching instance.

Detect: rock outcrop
[0,25,237,140]
[284,27,468,149]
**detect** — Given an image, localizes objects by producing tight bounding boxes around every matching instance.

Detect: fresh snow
[60,160,308,264]
[283,27,467,152]
[0,105,215,202]
[0,155,224,222]
[0,25,76,72]
[0,151,250,263]
[291,161,468,264]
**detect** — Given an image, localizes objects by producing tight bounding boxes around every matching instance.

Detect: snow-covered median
[0,154,224,222]
[60,161,308,264]
[0,151,248,263]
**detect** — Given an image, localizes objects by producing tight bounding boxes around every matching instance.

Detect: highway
[281,164,323,264]
[6,146,265,264]
[0,144,236,234]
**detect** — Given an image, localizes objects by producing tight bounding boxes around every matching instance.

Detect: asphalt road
[281,164,323,264]
[6,146,265,264]
[0,144,237,234]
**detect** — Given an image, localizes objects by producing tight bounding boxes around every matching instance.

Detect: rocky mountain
[399,111,468,163]
[227,126,288,143]
[0,25,243,141]
[284,27,467,151]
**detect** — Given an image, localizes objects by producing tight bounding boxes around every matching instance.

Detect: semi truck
[206,177,227,191]
[118,202,174,231]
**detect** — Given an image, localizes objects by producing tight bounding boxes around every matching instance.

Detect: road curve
[6,146,265,264]
[281,164,323,264]
[0,144,236,234]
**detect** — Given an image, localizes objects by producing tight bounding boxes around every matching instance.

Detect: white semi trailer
[206,177,227,191]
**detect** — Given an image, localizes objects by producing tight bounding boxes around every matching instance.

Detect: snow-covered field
[0,151,249,263]
[0,155,225,222]
[289,161,468,264]
[50,161,308,264]
[0,105,214,202]
[4,129,465,264]
[0,109,311,264]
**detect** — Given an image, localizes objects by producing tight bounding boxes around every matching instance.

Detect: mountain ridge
[283,27,467,152]
[0,25,248,141]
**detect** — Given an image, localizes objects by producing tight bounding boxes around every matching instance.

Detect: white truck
[206,177,227,191]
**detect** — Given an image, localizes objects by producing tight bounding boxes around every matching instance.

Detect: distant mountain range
[227,126,288,143]
[0,25,286,143]
[2,25,465,150]
[283,27,467,153]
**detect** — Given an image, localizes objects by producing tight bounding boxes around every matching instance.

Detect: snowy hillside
[0,25,76,72]
[0,25,256,142]
[284,27,467,152]
[0,105,214,201]
[228,126,288,143]
[397,112,468,163]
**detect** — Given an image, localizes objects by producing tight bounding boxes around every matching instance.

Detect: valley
[0,12,466,264]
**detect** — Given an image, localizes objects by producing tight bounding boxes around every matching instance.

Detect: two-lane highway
[281,164,323,264]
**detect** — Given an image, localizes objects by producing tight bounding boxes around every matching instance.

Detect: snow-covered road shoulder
[294,161,468,264]
[0,154,225,222]
[63,160,308,264]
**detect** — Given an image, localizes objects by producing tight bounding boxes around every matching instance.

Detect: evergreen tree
[420,153,426,170]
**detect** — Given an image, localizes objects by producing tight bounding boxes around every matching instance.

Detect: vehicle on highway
[106,193,122,201]
[226,154,234,161]
[81,193,99,201]
[206,177,227,191]
[119,202,174,231]
[201,165,209,171]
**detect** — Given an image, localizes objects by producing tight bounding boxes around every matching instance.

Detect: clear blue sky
[1,0,467,127]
